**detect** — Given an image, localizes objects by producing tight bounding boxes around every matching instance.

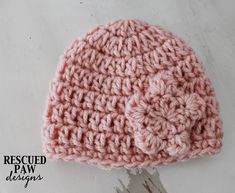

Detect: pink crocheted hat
[42,19,223,169]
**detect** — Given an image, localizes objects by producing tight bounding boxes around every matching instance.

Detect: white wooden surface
[0,0,234,192]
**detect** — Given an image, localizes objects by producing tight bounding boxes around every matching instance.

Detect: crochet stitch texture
[42,19,223,169]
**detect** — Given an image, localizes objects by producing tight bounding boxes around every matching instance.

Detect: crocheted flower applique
[125,71,206,157]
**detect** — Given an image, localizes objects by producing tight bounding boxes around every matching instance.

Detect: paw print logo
[125,71,206,157]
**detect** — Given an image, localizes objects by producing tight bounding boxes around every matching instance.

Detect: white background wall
[0,0,234,192]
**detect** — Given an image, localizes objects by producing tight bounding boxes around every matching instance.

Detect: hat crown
[83,19,174,58]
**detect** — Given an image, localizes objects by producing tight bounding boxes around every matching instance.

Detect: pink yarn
[42,19,223,169]
[126,71,207,157]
